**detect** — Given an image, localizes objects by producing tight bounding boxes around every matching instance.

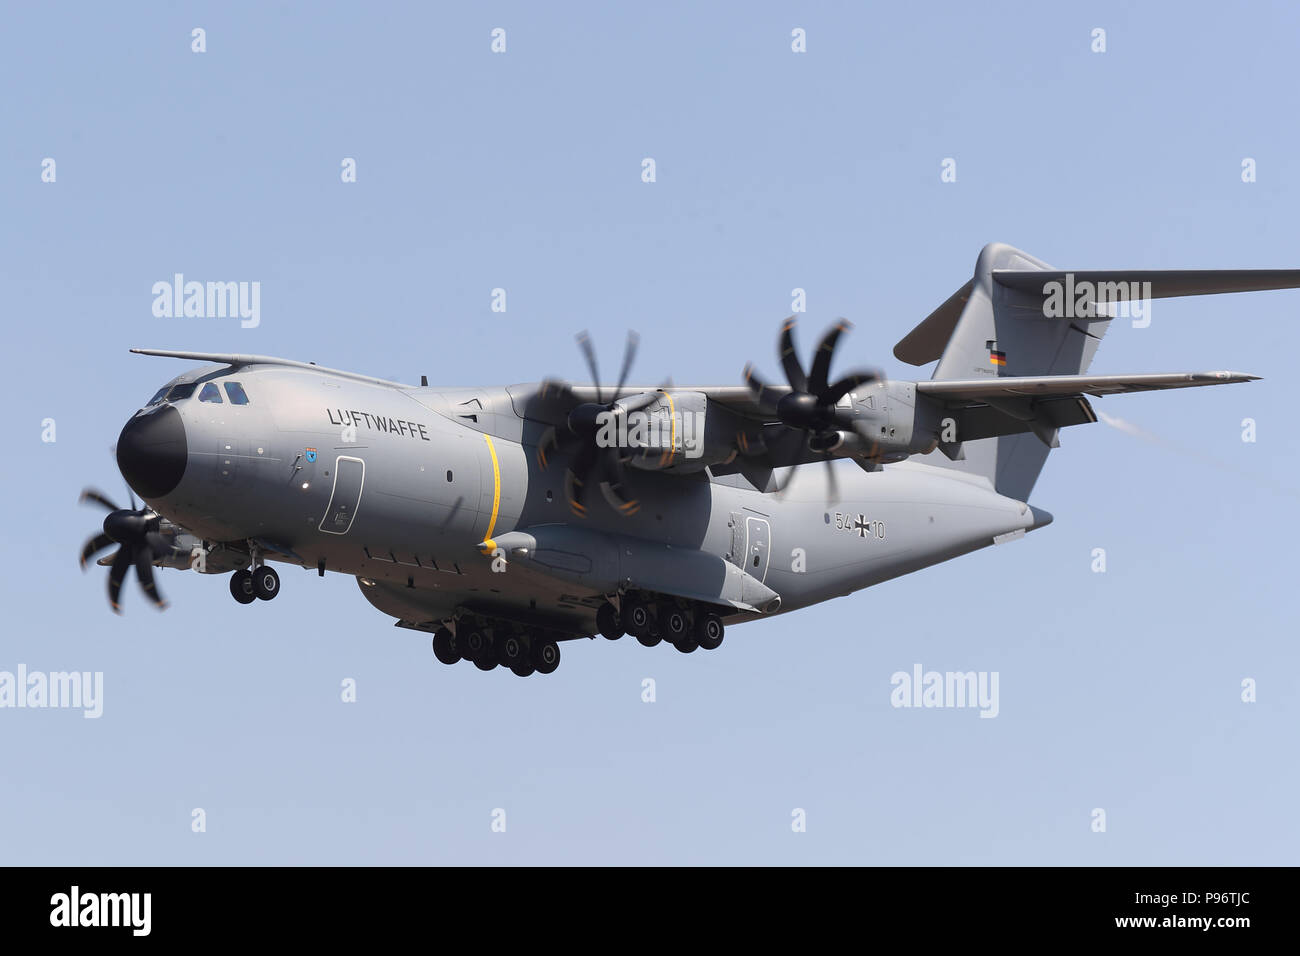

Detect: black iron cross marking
[854,514,869,537]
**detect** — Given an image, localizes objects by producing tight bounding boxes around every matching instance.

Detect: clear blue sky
[2,1,1296,864]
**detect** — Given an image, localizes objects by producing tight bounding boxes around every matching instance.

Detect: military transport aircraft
[79,243,1298,676]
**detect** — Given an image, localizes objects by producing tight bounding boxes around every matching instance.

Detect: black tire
[432,628,459,665]
[229,569,256,605]
[635,630,662,648]
[473,651,499,671]
[661,604,688,640]
[511,662,536,677]
[622,598,653,638]
[673,637,699,654]
[597,602,624,640]
[461,629,488,661]
[252,565,280,601]
[499,634,528,667]
[533,639,561,674]
[696,612,725,651]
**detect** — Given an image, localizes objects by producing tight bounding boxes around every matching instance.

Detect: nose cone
[117,405,187,499]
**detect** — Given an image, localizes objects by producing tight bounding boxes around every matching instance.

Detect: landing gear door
[320,456,365,535]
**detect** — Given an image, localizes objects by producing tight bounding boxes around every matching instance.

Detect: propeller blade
[80,533,115,570]
[145,531,173,560]
[778,318,808,394]
[79,489,120,512]
[822,455,840,504]
[536,426,558,470]
[576,331,603,405]
[538,379,579,406]
[133,548,167,609]
[743,363,782,411]
[565,442,598,516]
[819,369,883,406]
[763,428,809,498]
[107,549,131,613]
[809,319,852,397]
[772,465,798,499]
[598,447,640,516]
[610,331,640,403]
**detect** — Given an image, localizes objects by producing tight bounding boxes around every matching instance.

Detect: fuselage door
[744,515,771,583]
[320,456,366,535]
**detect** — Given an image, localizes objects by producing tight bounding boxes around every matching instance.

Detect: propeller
[78,487,172,612]
[742,318,883,500]
[536,331,658,517]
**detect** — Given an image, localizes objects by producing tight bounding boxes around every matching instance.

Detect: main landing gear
[432,624,563,678]
[611,595,725,655]
[229,565,280,604]
[431,597,726,677]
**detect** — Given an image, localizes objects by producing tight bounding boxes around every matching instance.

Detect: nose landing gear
[229,569,256,604]
[229,564,280,604]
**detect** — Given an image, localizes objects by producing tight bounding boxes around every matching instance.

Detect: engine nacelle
[618,391,738,472]
[844,381,946,458]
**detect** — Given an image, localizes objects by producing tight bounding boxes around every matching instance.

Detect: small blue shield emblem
[305,447,317,463]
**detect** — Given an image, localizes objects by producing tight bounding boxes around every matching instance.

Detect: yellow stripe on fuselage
[482,433,501,553]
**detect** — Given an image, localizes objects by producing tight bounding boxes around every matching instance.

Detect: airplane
[78,242,1299,676]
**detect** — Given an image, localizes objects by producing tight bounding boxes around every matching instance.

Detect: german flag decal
[989,349,1006,367]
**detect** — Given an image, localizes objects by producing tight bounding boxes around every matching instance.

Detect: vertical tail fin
[901,243,1112,500]
[895,243,1300,500]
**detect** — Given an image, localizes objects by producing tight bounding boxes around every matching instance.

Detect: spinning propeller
[537,331,659,517]
[78,487,173,612]
[742,318,883,499]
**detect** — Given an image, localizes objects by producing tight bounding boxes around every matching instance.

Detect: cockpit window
[146,386,169,407]
[199,383,223,403]
[165,383,197,401]
[224,381,250,405]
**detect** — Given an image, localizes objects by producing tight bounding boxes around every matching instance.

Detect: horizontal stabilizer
[917,370,1259,402]
[993,269,1300,299]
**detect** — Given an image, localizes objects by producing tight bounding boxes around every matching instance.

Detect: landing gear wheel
[533,639,561,674]
[461,630,488,662]
[473,650,499,671]
[229,569,256,605]
[660,604,689,641]
[597,602,624,640]
[622,598,653,638]
[673,637,699,654]
[432,628,459,665]
[635,630,662,648]
[499,634,529,668]
[252,565,280,601]
[696,613,725,651]
[511,662,536,677]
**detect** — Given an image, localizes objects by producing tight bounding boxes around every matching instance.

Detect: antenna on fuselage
[421,375,428,386]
